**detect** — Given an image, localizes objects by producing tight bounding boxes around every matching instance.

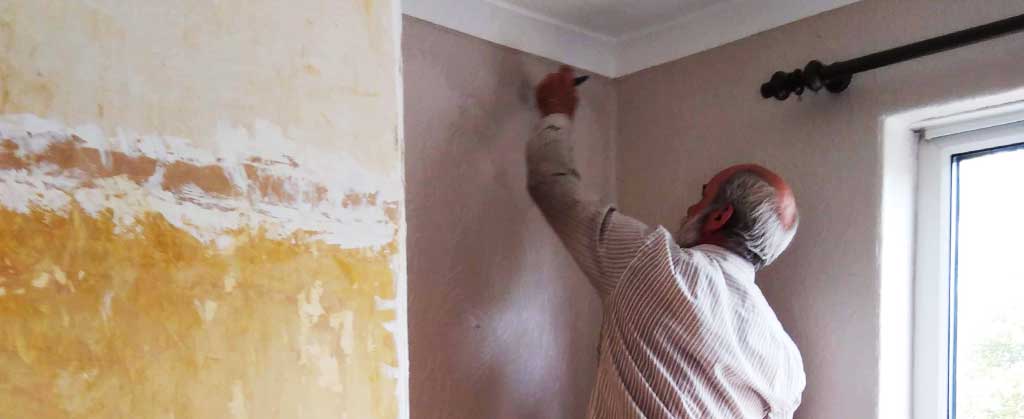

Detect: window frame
[914,119,1024,419]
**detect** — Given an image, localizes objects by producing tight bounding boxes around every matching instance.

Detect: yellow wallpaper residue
[0,126,402,418]
[0,207,397,418]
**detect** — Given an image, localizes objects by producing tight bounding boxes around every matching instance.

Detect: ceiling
[495,0,724,38]
[403,0,861,77]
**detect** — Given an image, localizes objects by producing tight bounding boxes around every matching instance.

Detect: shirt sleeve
[526,113,651,299]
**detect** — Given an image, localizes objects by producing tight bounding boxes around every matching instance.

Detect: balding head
[679,164,799,269]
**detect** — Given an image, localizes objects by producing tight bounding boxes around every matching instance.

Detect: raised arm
[526,66,649,299]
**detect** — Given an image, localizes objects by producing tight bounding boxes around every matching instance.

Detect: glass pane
[954,143,1024,419]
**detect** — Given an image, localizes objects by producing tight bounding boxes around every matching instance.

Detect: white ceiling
[495,0,724,38]
[403,0,861,77]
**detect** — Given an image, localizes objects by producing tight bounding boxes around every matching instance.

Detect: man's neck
[692,235,759,273]
[695,233,730,250]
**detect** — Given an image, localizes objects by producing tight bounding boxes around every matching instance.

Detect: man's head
[676,164,799,270]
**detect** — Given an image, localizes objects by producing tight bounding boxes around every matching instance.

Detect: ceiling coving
[403,0,861,77]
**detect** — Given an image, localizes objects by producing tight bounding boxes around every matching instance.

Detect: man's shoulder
[626,227,720,276]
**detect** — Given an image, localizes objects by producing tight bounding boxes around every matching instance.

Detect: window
[950,142,1024,418]
[915,111,1024,419]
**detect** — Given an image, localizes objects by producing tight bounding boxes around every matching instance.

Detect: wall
[615,0,1024,418]
[402,17,618,419]
[0,1,407,418]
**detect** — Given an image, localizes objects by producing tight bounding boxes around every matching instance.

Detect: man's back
[586,226,805,418]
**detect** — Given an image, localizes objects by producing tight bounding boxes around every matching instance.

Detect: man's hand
[536,65,578,118]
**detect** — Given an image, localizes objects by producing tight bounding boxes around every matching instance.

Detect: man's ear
[702,205,734,233]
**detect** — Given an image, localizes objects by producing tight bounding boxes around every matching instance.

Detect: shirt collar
[693,244,757,282]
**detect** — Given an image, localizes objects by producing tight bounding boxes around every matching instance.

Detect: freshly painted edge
[390,0,411,416]
[402,0,618,77]
[614,0,862,76]
[402,0,861,78]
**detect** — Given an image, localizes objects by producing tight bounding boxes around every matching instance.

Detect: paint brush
[573,75,590,86]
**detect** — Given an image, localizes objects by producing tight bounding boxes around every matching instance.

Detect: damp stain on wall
[0,120,401,418]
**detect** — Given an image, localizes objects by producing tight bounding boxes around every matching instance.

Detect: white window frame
[913,112,1024,419]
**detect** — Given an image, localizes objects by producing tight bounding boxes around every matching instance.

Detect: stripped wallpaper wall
[0,1,407,418]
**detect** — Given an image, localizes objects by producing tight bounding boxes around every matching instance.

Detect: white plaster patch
[296,282,345,392]
[0,114,399,249]
[374,296,397,311]
[330,310,356,356]
[101,291,114,320]
[215,235,236,251]
[297,281,326,365]
[53,267,68,286]
[229,380,248,419]
[52,267,75,293]
[297,281,326,328]
[54,367,99,408]
[382,364,400,381]
[0,169,74,214]
[313,345,344,393]
[32,272,51,288]
[194,299,218,323]
[224,273,238,293]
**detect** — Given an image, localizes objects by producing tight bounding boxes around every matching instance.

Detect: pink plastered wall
[616,0,1024,418]
[402,16,618,419]
[404,0,1024,418]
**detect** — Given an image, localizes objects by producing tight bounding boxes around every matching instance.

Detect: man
[527,66,806,419]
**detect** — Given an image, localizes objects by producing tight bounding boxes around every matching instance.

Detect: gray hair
[710,171,798,269]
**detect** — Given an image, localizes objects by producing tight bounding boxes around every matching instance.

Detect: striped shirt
[527,114,805,418]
